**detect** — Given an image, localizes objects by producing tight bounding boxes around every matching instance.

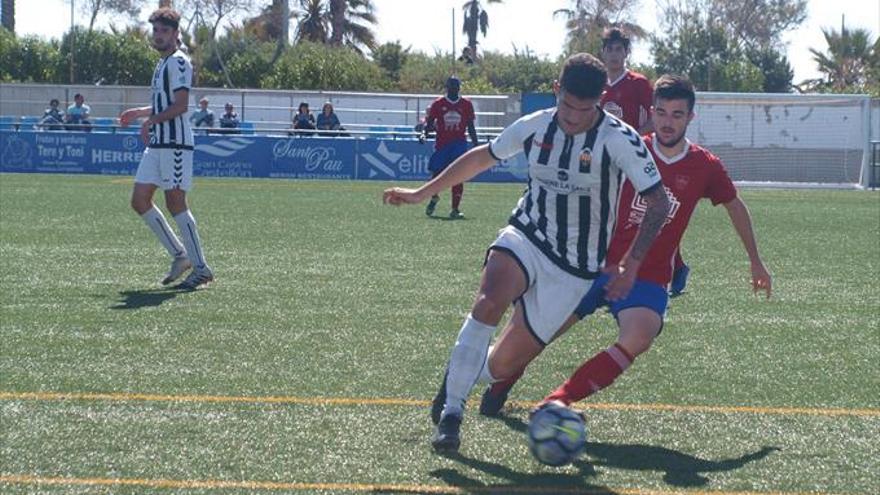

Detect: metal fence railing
[871,141,880,189]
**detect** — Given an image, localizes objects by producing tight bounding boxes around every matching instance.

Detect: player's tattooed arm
[626,184,670,265]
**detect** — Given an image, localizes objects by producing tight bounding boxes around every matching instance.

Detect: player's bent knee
[471,294,508,324]
[130,196,151,214]
[619,334,655,357]
[488,352,523,381]
[488,327,542,379]
[617,308,662,357]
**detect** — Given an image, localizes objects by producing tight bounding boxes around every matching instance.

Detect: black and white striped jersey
[149,49,193,149]
[488,108,661,279]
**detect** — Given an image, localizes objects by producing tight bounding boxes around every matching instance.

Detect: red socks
[451,184,464,210]
[544,343,635,406]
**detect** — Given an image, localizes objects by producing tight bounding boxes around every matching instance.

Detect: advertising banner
[1,131,526,184]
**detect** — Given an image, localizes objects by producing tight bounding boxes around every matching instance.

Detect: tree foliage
[653,0,803,92]
[263,40,387,91]
[804,26,878,95]
[81,0,147,32]
[554,0,645,56]
[462,0,502,59]
[292,0,376,54]
[372,40,409,82]
[0,29,62,83]
[653,4,765,92]
[1,0,859,96]
[1,0,14,32]
[58,27,155,85]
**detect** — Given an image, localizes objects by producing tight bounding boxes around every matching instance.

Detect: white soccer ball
[527,401,587,466]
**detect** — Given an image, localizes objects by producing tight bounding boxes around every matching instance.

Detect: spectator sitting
[218,102,240,134]
[65,93,92,132]
[190,97,215,130]
[39,98,65,130]
[316,101,345,136]
[291,102,316,136]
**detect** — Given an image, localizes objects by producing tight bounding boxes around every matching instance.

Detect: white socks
[173,210,207,270]
[475,346,496,385]
[141,205,185,258]
[442,314,496,418]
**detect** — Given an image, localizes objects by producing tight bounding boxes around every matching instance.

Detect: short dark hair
[50,98,59,105]
[601,27,630,51]
[654,74,696,112]
[74,93,83,99]
[558,53,607,100]
[149,8,181,30]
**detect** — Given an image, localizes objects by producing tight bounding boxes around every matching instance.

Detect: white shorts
[489,225,591,345]
[134,147,194,191]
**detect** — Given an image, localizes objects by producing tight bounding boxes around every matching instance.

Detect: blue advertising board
[0,131,528,183]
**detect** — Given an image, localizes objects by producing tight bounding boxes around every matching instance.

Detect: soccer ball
[527,401,587,466]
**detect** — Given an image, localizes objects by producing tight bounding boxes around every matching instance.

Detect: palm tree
[242,0,290,62]
[808,25,876,91]
[244,3,290,45]
[553,0,644,55]
[293,0,330,44]
[1,0,14,32]
[462,0,502,61]
[329,0,345,45]
[293,0,376,53]
[329,0,377,53]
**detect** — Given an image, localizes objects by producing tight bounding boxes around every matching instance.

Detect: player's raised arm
[382,144,495,206]
[723,196,772,298]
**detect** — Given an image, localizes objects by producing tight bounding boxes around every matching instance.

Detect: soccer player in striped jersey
[476,74,773,418]
[422,76,479,219]
[384,53,671,452]
[601,27,691,294]
[120,7,213,290]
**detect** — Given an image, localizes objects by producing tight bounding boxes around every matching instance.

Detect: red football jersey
[601,70,653,130]
[605,134,738,286]
[428,96,475,150]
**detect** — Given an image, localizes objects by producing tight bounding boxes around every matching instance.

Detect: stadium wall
[0,83,517,131]
[0,130,528,183]
[2,84,875,187]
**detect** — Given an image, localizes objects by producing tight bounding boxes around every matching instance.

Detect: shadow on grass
[585,442,780,487]
[428,215,470,222]
[110,287,183,309]
[494,413,780,488]
[421,451,611,495]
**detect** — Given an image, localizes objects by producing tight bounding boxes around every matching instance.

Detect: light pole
[70,0,75,84]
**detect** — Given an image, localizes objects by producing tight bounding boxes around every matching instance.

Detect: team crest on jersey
[579,148,592,173]
[579,149,592,166]
[603,101,624,119]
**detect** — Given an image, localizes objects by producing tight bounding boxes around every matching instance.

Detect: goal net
[689,93,873,188]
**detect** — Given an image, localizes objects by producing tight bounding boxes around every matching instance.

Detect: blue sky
[12,0,879,84]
